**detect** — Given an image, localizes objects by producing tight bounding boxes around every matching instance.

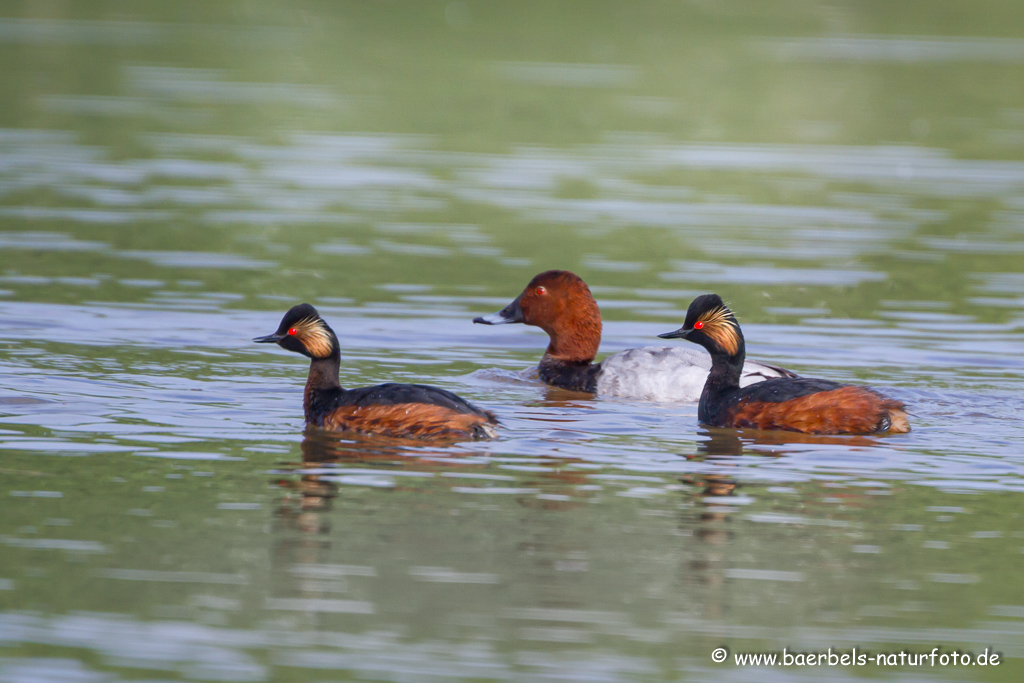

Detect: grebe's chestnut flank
[658,294,909,435]
[255,304,498,440]
[475,270,795,401]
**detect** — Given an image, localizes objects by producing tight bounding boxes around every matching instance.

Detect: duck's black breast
[538,358,600,393]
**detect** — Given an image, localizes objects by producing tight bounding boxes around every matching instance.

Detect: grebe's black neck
[304,350,343,424]
[699,337,745,419]
[704,332,746,388]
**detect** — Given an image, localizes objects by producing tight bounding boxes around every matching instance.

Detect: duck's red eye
[693,320,704,330]
[287,327,298,336]
[535,286,547,295]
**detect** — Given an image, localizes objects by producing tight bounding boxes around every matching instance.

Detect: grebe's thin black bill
[657,327,690,340]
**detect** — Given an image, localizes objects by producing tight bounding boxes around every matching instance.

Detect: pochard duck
[474,270,795,401]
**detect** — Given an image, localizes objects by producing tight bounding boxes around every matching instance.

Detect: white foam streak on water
[494,61,638,88]
[766,35,1024,63]
[661,262,886,286]
[124,66,338,107]
[617,141,1024,194]
[0,18,165,45]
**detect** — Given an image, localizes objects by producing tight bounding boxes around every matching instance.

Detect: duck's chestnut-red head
[658,294,743,357]
[474,270,602,361]
[254,303,338,359]
[474,270,598,329]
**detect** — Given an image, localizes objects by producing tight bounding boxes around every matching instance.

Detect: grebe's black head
[253,303,338,359]
[657,294,743,357]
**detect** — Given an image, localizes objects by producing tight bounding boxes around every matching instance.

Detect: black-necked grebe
[658,294,909,435]
[255,304,498,440]
[474,270,795,400]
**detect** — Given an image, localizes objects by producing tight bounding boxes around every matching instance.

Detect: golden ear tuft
[293,317,334,358]
[698,305,740,355]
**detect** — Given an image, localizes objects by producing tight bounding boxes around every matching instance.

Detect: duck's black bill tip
[657,328,690,340]
[253,334,283,344]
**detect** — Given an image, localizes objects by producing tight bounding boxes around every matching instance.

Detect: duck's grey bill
[657,328,690,339]
[474,311,514,325]
[473,298,525,325]
[253,334,283,343]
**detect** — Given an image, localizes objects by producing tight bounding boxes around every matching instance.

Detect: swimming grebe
[255,304,498,440]
[658,294,910,434]
[474,270,795,401]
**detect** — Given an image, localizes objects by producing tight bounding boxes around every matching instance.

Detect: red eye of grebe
[536,286,547,295]
[693,321,704,330]
[287,327,298,336]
